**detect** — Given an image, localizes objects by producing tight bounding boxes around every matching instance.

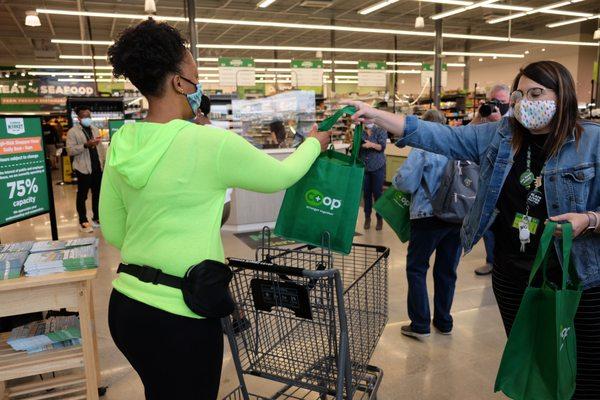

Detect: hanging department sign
[421,63,448,88]
[0,117,50,226]
[291,60,324,87]
[218,57,256,87]
[358,61,387,87]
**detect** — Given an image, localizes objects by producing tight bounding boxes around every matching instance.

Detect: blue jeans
[406,219,462,333]
[363,165,385,219]
[483,230,495,265]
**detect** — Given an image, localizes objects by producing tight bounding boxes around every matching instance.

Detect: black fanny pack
[117,260,235,318]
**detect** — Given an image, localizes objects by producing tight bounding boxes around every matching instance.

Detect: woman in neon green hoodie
[100,20,330,400]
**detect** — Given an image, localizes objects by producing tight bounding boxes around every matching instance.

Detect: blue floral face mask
[179,76,203,115]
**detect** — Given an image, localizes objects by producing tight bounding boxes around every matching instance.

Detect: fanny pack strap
[118,263,183,289]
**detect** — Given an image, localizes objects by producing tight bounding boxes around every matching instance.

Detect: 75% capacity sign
[0,118,50,226]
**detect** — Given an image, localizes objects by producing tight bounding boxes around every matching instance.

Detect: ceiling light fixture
[25,11,41,27]
[144,0,156,14]
[415,1,425,28]
[359,0,399,15]
[197,43,525,58]
[16,64,113,70]
[546,14,600,28]
[487,0,585,24]
[51,39,114,45]
[257,0,277,7]
[431,0,499,20]
[60,55,108,60]
[37,9,599,47]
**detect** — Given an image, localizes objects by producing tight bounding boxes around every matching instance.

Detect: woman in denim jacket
[346,61,600,397]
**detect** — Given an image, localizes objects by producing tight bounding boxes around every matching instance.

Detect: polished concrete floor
[0,180,508,399]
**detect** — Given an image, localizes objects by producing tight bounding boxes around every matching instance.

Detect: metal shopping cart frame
[223,229,389,399]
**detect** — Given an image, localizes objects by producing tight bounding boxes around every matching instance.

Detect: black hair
[108,19,188,97]
[199,94,211,117]
[74,106,91,116]
[269,120,286,144]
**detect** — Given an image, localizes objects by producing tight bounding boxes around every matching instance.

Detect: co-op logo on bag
[559,325,571,351]
[5,118,25,135]
[305,189,342,214]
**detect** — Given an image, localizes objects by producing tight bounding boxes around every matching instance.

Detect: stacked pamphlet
[7,316,82,354]
[0,241,34,253]
[30,241,67,253]
[0,251,28,280]
[29,238,99,253]
[65,237,98,248]
[23,250,65,276]
[24,245,98,276]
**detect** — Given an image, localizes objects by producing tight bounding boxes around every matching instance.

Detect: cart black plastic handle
[227,257,307,276]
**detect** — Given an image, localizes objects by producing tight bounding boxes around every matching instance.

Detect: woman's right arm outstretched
[217,126,329,193]
[344,100,498,164]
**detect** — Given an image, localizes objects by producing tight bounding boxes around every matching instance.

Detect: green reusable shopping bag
[374,187,411,242]
[495,222,582,400]
[274,106,364,254]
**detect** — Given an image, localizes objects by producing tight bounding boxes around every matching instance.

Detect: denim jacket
[393,148,449,220]
[397,116,600,289]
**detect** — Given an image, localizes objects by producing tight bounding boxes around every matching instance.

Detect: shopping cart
[223,228,389,399]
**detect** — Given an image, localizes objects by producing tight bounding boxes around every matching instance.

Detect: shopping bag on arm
[275,106,364,254]
[374,187,411,242]
[495,222,582,400]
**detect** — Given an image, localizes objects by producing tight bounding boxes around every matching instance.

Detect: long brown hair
[510,61,582,156]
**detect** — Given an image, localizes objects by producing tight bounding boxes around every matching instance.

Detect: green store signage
[0,117,50,226]
[0,78,96,112]
[358,61,386,70]
[291,60,324,69]
[218,57,255,68]
[422,63,448,71]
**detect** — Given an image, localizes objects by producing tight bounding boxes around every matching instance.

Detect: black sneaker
[401,325,430,338]
[433,324,452,335]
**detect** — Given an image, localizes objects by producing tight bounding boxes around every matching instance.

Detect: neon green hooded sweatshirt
[99,120,320,318]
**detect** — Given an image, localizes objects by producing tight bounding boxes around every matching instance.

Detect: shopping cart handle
[227,258,306,276]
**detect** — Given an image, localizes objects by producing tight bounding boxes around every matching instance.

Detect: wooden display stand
[0,270,100,400]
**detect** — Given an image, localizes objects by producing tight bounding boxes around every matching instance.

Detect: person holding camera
[471,84,511,125]
[470,84,510,276]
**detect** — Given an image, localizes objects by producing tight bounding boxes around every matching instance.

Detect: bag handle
[528,221,576,289]
[317,105,363,164]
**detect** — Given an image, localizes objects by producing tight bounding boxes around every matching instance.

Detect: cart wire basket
[223,228,389,399]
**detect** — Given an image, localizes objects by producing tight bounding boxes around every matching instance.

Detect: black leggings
[492,261,600,399]
[108,290,223,400]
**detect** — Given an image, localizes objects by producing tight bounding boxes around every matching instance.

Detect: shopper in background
[359,122,387,230]
[470,83,511,124]
[393,109,462,338]
[269,120,287,148]
[470,84,511,276]
[66,106,105,233]
[345,60,600,398]
[101,19,330,400]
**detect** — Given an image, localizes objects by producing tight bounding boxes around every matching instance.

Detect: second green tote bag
[495,221,582,400]
[373,187,411,243]
[275,106,364,254]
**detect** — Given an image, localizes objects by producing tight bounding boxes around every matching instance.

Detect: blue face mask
[80,118,92,128]
[180,76,203,115]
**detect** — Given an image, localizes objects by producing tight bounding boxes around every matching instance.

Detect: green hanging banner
[0,117,50,226]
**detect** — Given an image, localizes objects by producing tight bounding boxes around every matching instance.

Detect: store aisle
[0,182,505,399]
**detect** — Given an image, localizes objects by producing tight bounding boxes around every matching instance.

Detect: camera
[479,99,502,118]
